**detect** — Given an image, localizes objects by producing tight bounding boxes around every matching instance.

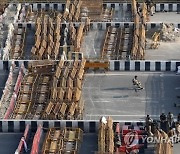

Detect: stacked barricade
[42,127,83,154]
[11,61,55,119]
[131,0,147,60]
[10,25,27,59]
[42,60,86,120]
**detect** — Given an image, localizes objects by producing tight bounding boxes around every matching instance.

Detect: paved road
[80,134,98,154]
[83,71,180,120]
[0,133,23,154]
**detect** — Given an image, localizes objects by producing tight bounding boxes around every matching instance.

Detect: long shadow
[113,95,129,98]
[103,87,134,91]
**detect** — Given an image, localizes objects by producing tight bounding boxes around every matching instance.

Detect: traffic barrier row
[4,63,25,119]
[31,125,43,154]
[0,120,145,133]
[14,64,25,94]
[16,124,30,153]
[12,3,180,12]
[13,22,180,31]
[110,60,180,71]
[0,60,28,70]
[0,64,18,118]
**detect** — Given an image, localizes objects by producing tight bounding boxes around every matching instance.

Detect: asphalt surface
[0,133,23,154]
[83,71,180,121]
[0,70,9,99]
[80,134,98,154]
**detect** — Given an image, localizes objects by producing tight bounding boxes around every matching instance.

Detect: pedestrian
[167,112,174,128]
[145,115,153,136]
[21,136,28,153]
[177,113,180,122]
[150,1,155,16]
[160,113,167,122]
[145,0,151,11]
[136,2,140,13]
[175,122,180,142]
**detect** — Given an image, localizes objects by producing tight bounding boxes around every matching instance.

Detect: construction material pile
[42,127,83,154]
[160,23,180,42]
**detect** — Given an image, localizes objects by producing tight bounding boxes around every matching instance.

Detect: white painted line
[141,100,159,103]
[92,101,111,103]
[175,87,180,90]
[86,114,159,117]
[85,73,177,76]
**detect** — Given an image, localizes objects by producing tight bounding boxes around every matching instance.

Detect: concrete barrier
[0,120,145,133]
[109,60,180,71]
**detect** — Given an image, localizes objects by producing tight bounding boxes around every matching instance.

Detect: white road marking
[175,87,180,90]
[92,100,111,103]
[85,73,177,76]
[86,114,159,117]
[141,100,159,103]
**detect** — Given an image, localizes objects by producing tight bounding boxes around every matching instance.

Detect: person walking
[145,115,153,136]
[177,113,180,122]
[167,112,174,129]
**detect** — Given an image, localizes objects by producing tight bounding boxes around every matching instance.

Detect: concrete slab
[80,30,106,59]
[145,37,180,60]
[82,71,180,121]
[150,12,180,23]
